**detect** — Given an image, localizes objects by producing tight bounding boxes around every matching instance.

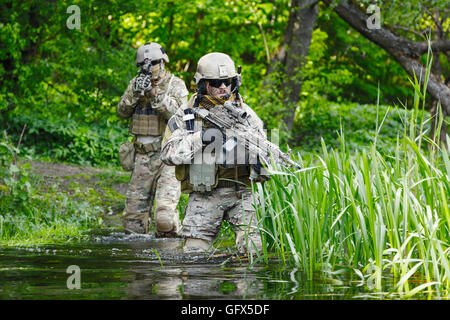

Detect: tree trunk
[430,10,448,146]
[269,0,319,132]
[322,0,450,148]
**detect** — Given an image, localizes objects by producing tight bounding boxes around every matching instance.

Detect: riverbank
[0,159,129,246]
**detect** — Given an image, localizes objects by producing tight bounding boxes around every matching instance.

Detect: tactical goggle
[207,78,233,88]
[138,59,162,67]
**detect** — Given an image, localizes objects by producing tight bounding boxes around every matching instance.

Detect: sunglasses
[207,78,232,88]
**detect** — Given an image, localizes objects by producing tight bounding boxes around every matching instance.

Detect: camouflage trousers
[123,152,181,236]
[181,187,262,254]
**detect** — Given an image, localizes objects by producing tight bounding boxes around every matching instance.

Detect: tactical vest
[174,94,252,193]
[130,104,163,136]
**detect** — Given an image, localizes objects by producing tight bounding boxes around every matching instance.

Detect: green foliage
[255,102,450,297]
[177,193,189,221]
[358,0,450,30]
[0,1,138,122]
[0,0,287,122]
[294,102,429,154]
[315,6,416,104]
[6,115,128,167]
[253,59,450,298]
[255,127,450,298]
[2,0,440,140]
[0,137,103,245]
[301,28,354,103]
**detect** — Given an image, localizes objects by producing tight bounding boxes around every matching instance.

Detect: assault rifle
[194,101,301,173]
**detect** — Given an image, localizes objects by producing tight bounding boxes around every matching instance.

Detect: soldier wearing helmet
[160,52,266,254]
[117,42,188,237]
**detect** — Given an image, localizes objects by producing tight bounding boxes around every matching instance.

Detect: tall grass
[254,46,449,298]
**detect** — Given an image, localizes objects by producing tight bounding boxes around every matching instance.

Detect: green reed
[254,46,449,298]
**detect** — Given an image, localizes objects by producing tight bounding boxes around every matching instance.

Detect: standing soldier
[117,42,188,237]
[160,52,267,254]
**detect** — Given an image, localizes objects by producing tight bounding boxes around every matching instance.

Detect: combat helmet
[135,42,169,67]
[193,52,238,84]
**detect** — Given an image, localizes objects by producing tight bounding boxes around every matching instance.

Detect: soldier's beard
[206,83,231,99]
[150,62,164,80]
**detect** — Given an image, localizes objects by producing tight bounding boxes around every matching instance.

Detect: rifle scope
[223,101,248,121]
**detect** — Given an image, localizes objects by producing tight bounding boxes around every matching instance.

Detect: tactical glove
[133,73,152,95]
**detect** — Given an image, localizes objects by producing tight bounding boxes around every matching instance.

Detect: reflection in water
[0,232,403,300]
[122,236,266,299]
[125,264,267,300]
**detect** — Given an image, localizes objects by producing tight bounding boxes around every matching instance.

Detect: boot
[155,214,181,238]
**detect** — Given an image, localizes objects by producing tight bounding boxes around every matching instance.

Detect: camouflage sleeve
[117,77,140,119]
[160,104,203,166]
[150,76,188,121]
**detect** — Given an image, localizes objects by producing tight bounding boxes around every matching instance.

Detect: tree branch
[416,39,450,55]
[323,0,450,146]
[322,0,422,58]
[390,25,426,39]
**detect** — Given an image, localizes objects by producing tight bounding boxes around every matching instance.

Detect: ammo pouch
[175,164,219,194]
[119,141,136,171]
[130,106,161,136]
[189,163,216,192]
[134,138,162,154]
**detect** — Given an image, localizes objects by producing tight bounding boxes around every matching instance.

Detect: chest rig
[184,94,250,193]
[130,104,161,136]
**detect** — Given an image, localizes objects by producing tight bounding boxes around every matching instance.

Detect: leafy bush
[294,102,431,154]
[5,115,128,167]
[0,136,103,245]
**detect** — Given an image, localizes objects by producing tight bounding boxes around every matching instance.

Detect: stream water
[0,232,413,300]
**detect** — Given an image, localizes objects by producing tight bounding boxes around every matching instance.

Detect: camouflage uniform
[160,93,266,253]
[118,70,188,236]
